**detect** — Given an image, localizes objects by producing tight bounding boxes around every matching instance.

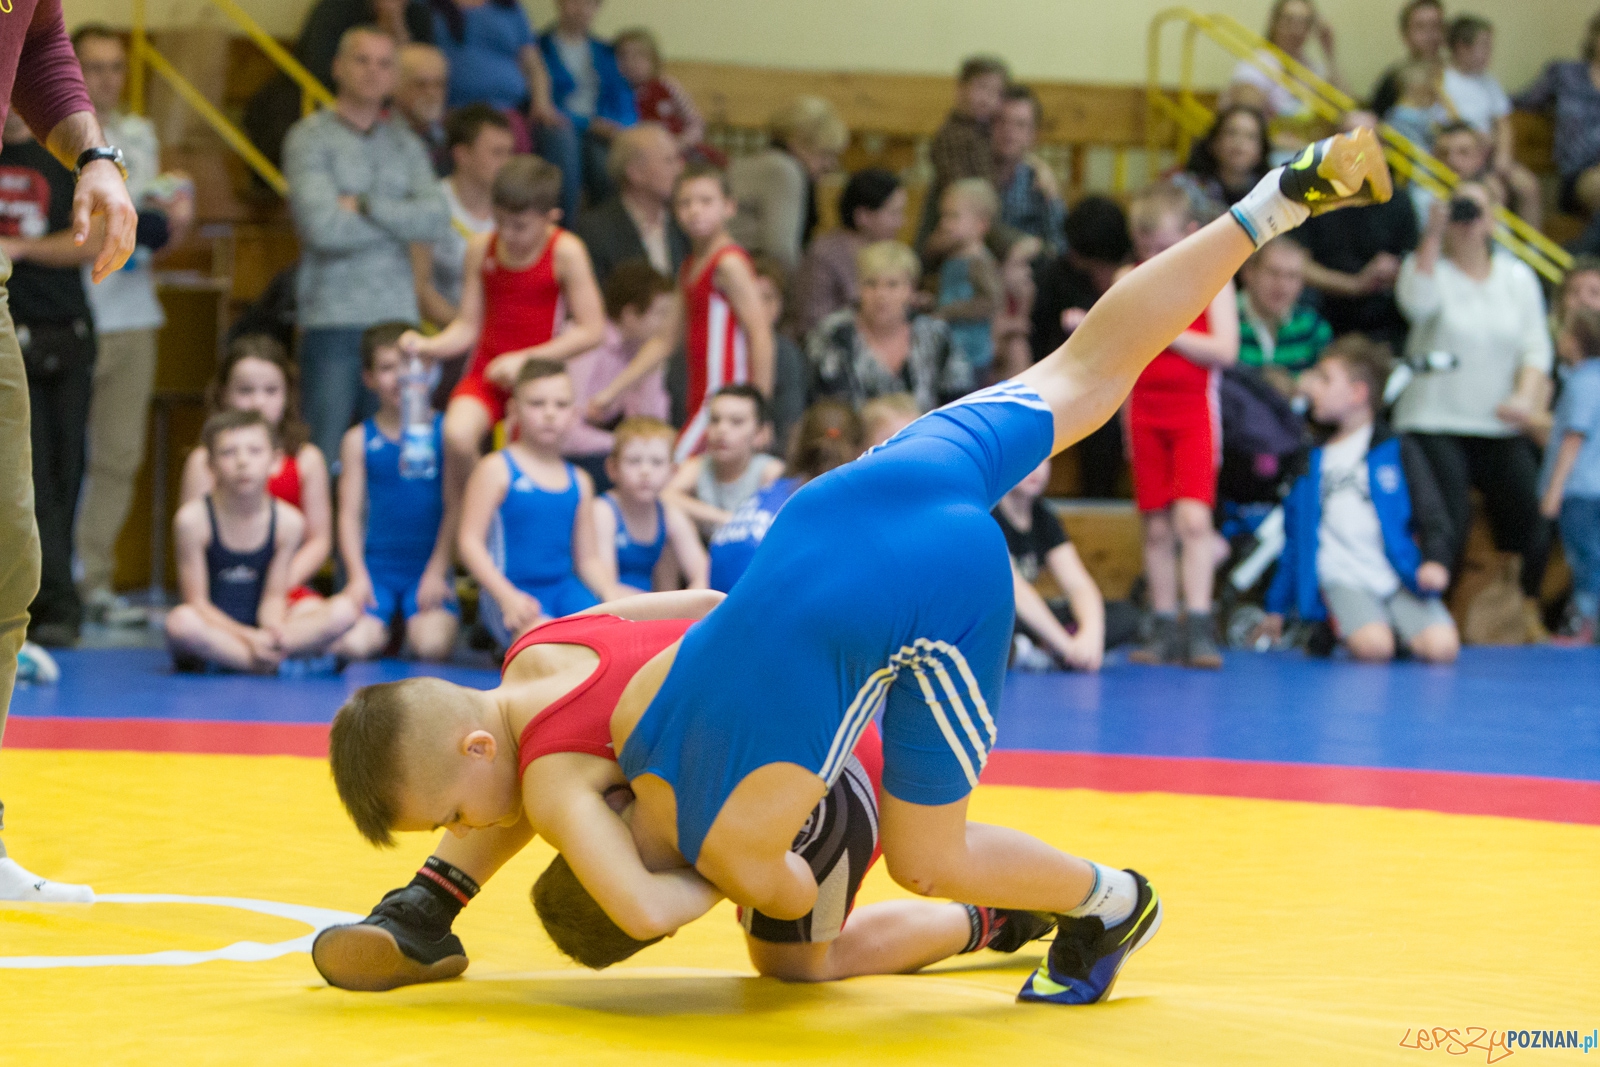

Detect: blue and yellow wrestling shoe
[1016,869,1161,1005]
[1279,126,1393,215]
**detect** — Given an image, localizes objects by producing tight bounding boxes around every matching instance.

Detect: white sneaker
[84,588,150,628]
[0,856,94,902]
[1011,634,1058,673]
[16,641,60,685]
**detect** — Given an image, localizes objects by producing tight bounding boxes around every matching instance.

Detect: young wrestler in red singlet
[586,163,774,462]
[400,156,606,559]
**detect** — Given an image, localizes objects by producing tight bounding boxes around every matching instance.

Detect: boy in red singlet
[400,156,606,548]
[1119,182,1239,669]
[587,163,774,462]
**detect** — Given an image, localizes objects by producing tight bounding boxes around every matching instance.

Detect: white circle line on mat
[0,893,363,969]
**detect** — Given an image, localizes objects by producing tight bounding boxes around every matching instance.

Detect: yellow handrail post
[142,46,288,195]
[205,0,335,111]
[128,0,147,116]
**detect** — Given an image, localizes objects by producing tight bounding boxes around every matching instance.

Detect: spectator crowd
[19,0,1600,685]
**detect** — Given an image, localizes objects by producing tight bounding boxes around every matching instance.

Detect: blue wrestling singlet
[362,415,456,623]
[603,493,666,592]
[482,450,601,645]
[619,381,1056,862]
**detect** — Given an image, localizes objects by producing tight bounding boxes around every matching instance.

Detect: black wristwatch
[74,146,128,182]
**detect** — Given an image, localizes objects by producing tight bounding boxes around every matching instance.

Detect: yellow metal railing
[1148,7,1571,284]
[127,0,336,196]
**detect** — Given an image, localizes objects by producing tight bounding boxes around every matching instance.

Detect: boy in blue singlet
[165,411,361,673]
[457,359,619,647]
[330,130,1393,1006]
[592,416,709,595]
[333,325,460,663]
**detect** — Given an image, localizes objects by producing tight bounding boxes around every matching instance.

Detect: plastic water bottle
[399,356,438,480]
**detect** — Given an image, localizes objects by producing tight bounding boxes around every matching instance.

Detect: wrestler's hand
[243,627,285,672]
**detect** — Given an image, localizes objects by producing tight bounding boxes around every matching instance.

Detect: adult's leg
[297,328,368,474]
[534,122,583,223]
[1410,434,1473,573]
[1465,436,1551,599]
[75,328,157,603]
[0,276,39,852]
[27,326,93,636]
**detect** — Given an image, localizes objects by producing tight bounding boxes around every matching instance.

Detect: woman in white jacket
[1394,180,1554,637]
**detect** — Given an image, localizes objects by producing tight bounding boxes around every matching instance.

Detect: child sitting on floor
[709,399,862,592]
[931,179,1004,379]
[562,260,676,493]
[1539,307,1600,646]
[592,416,709,595]
[457,360,617,648]
[661,384,785,538]
[181,334,332,594]
[165,411,360,673]
[1261,335,1460,663]
[995,458,1135,673]
[331,324,459,663]
[399,156,607,549]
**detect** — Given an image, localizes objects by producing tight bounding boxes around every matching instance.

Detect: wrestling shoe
[1183,613,1223,670]
[311,884,469,991]
[1128,615,1181,666]
[1017,869,1161,1005]
[1278,126,1393,215]
[977,908,1058,953]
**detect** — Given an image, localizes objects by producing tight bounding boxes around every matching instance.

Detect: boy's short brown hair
[1128,179,1196,233]
[445,103,512,152]
[327,679,438,848]
[1566,306,1600,359]
[610,415,676,459]
[612,26,660,74]
[533,853,662,969]
[1319,333,1395,410]
[674,160,730,198]
[361,322,413,372]
[201,408,273,454]
[958,55,1010,84]
[492,155,563,214]
[1447,14,1491,50]
[514,358,570,391]
[711,383,768,426]
[602,259,674,321]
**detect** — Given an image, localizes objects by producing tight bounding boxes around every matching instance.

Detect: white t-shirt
[83,111,164,334]
[555,34,598,120]
[1229,50,1326,120]
[1316,423,1401,598]
[1442,67,1511,135]
[429,179,495,315]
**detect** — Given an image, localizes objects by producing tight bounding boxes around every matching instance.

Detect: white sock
[0,856,95,903]
[1064,862,1136,927]
[1229,168,1311,249]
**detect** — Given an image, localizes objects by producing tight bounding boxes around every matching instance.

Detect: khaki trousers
[0,252,44,757]
[74,327,157,599]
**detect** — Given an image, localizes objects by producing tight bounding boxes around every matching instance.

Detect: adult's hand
[1415,561,1450,593]
[74,158,136,284]
[1357,252,1401,293]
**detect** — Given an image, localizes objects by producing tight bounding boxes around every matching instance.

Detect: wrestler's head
[329,678,523,847]
[533,852,664,969]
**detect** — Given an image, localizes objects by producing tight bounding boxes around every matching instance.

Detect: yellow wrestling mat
[3,748,1597,1065]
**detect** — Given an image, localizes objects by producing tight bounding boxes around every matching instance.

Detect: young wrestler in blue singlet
[329,130,1392,1005]
[457,360,617,649]
[592,417,708,596]
[334,325,459,663]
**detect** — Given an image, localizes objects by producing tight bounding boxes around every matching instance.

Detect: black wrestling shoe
[983,909,1058,953]
[1279,127,1394,215]
[1017,870,1162,1005]
[312,884,469,991]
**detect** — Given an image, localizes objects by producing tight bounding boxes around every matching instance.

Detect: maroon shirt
[0,0,92,138]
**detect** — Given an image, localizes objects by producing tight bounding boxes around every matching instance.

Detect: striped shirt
[676,244,752,462]
[1237,293,1333,372]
